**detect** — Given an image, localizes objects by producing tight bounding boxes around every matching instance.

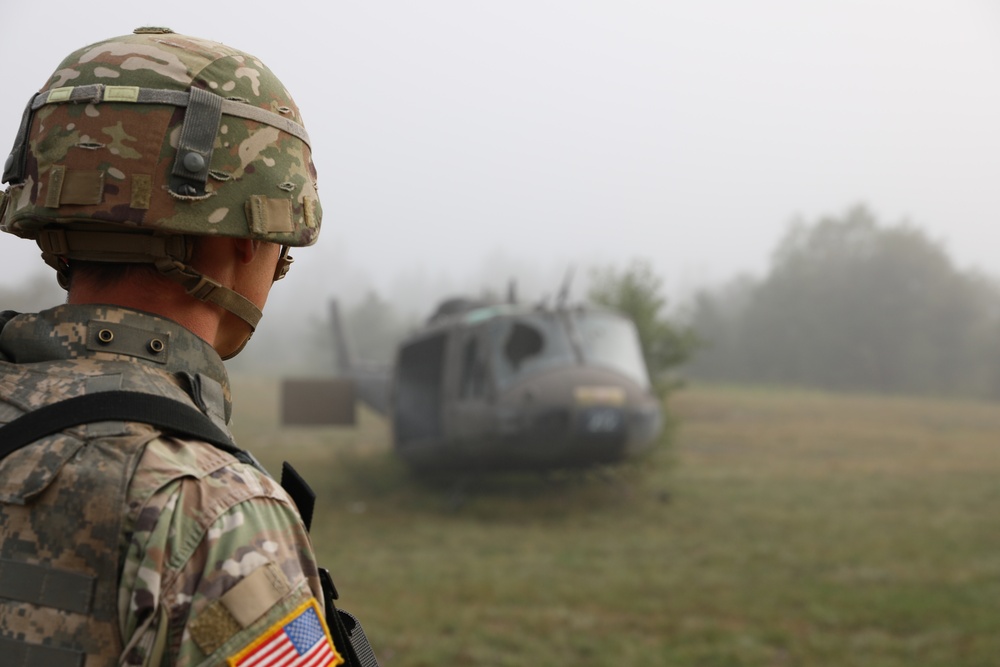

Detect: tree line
[685,205,1000,398]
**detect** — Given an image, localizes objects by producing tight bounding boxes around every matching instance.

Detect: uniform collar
[0,304,231,419]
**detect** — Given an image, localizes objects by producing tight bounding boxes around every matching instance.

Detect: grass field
[230,377,1000,667]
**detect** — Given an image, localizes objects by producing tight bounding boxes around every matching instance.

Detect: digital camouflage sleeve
[119,438,338,666]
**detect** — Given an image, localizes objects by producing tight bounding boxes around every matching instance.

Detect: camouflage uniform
[0,28,342,667]
[0,304,337,667]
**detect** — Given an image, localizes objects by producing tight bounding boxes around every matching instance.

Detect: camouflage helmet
[0,28,322,349]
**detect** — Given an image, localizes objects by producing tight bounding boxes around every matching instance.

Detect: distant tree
[292,291,414,376]
[344,290,413,364]
[685,274,758,381]
[588,259,697,397]
[686,204,1000,397]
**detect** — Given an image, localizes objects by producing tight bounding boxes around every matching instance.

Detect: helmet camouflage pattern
[0,27,321,250]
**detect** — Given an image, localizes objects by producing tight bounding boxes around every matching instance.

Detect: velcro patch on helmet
[103,86,140,103]
[247,195,294,235]
[303,196,318,229]
[44,167,104,208]
[45,87,74,103]
[130,175,153,210]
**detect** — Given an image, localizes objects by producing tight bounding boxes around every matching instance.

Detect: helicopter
[281,286,664,473]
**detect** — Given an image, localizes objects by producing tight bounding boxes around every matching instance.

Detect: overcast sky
[2,1,998,319]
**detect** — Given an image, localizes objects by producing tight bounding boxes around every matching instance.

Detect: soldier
[0,28,348,666]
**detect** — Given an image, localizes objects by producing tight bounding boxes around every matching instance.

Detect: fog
[2,1,998,371]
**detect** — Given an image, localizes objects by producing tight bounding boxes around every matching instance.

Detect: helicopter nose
[577,403,626,437]
[572,384,628,439]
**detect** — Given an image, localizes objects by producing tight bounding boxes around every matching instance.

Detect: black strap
[320,568,380,667]
[0,390,256,465]
[279,462,316,532]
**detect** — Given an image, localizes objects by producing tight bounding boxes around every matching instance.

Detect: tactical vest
[0,306,223,667]
[0,407,155,667]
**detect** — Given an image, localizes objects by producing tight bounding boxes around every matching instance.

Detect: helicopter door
[449,326,495,443]
[394,332,447,447]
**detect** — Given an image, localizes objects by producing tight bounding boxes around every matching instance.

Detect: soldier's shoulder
[125,435,299,576]
[129,435,289,522]
[132,435,285,499]
[0,310,20,361]
[121,437,321,667]
[0,310,19,328]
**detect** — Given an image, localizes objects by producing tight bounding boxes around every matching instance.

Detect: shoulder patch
[191,561,292,654]
[228,598,343,667]
[222,561,292,628]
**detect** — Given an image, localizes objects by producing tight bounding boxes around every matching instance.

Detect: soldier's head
[0,27,321,358]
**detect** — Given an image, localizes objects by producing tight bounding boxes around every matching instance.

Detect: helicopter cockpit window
[504,323,544,370]
[492,315,575,388]
[572,310,652,389]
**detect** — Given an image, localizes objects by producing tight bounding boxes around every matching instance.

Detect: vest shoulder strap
[0,390,240,458]
[0,389,322,529]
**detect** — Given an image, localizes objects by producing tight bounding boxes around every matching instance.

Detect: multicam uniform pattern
[0,304,327,667]
[1,27,321,249]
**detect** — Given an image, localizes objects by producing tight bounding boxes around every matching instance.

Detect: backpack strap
[0,390,261,467]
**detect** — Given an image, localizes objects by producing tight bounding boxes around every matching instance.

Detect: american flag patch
[228,598,344,667]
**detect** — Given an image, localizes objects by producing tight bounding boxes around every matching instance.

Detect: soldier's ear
[234,238,258,265]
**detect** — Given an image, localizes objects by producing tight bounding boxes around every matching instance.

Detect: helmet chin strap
[152,257,262,360]
[35,228,263,360]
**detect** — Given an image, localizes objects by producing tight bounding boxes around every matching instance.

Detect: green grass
[230,377,1000,666]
